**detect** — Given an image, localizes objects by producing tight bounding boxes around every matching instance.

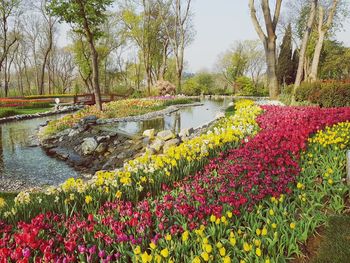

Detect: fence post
[347,150,350,185]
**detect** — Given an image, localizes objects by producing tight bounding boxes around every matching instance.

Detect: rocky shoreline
[39,103,225,174]
[95,102,203,124]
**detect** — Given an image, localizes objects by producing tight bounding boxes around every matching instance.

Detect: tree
[121,0,168,94]
[36,0,58,95]
[277,24,294,85]
[249,0,283,98]
[0,0,21,96]
[293,0,318,97]
[308,0,339,81]
[318,40,350,79]
[217,40,265,90]
[158,0,194,93]
[217,43,248,89]
[48,0,113,111]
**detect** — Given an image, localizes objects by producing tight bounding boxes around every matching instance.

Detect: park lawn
[0,107,53,118]
[312,215,350,263]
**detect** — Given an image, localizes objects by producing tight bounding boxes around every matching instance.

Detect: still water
[112,98,231,135]
[0,98,229,191]
[0,115,79,190]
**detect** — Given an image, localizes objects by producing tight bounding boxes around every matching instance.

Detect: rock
[179,128,190,138]
[142,137,151,146]
[95,143,108,153]
[215,112,225,119]
[67,153,87,166]
[81,115,97,125]
[157,130,175,141]
[163,138,180,152]
[117,152,127,159]
[97,136,110,143]
[39,120,50,127]
[81,138,98,155]
[68,129,80,137]
[228,102,234,107]
[143,129,155,139]
[150,138,165,152]
[48,147,69,160]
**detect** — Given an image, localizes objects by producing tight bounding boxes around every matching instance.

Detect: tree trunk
[292,0,318,98]
[39,29,53,95]
[308,0,338,82]
[88,39,102,110]
[248,0,282,98]
[176,69,182,93]
[265,40,279,98]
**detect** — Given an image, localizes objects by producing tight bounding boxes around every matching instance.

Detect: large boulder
[154,80,176,96]
[163,138,180,152]
[81,138,98,155]
[143,129,155,139]
[150,138,165,152]
[157,130,175,141]
[81,115,98,125]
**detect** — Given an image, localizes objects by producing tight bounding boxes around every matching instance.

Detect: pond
[0,115,79,192]
[110,98,231,135]
[0,98,230,191]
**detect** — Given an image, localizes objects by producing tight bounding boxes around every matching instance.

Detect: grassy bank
[42,98,195,137]
[0,107,53,118]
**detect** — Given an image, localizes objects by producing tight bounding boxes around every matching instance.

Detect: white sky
[186,0,350,73]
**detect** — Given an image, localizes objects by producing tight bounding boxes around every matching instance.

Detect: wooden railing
[73,94,127,105]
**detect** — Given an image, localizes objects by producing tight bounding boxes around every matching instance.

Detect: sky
[58,1,350,73]
[185,0,350,73]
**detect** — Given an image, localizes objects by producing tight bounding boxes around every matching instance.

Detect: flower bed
[1,105,350,262]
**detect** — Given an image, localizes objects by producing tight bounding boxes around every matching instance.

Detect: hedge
[295,81,350,107]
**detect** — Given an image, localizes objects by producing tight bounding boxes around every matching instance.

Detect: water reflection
[0,115,79,188]
[112,98,230,135]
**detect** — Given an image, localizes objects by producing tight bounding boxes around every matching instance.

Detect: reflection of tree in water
[173,112,181,134]
[141,112,182,134]
[142,118,165,132]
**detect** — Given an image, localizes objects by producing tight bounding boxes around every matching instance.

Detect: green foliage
[17,102,52,109]
[277,24,296,85]
[182,72,218,96]
[319,40,350,80]
[0,107,52,118]
[234,76,268,96]
[162,98,195,107]
[0,109,18,118]
[295,81,350,107]
[48,0,113,39]
[235,76,255,96]
[182,78,201,96]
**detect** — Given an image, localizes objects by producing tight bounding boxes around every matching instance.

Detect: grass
[312,215,350,263]
[0,107,52,118]
[225,105,235,116]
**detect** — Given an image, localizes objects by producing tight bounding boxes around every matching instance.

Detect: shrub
[162,98,195,107]
[235,76,255,96]
[182,78,201,96]
[295,81,350,107]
